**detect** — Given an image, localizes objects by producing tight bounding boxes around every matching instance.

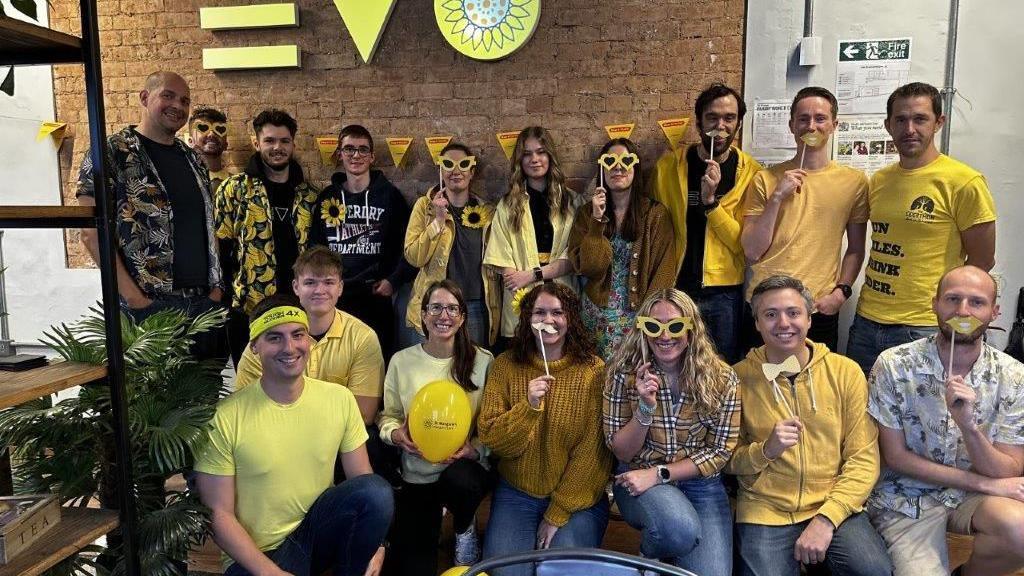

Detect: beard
[939,324,986,345]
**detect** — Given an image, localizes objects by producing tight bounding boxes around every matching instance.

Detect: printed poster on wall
[749,99,795,167]
[836,38,912,115]
[833,115,898,176]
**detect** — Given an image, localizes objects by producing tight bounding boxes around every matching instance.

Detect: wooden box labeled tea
[0,495,61,564]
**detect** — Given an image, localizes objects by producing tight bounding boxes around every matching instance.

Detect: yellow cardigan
[647,144,762,286]
[403,189,501,345]
[482,192,577,338]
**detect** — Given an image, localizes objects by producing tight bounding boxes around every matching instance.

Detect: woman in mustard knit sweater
[603,289,740,576]
[477,283,612,575]
[568,138,676,357]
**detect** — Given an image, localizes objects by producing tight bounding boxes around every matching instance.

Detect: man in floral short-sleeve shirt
[867,265,1024,576]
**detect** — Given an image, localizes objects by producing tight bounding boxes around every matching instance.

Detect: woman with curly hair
[569,138,676,357]
[477,283,612,575]
[380,280,494,574]
[483,126,579,347]
[404,142,501,347]
[603,288,741,576]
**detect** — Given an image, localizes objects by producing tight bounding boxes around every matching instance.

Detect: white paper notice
[833,115,898,176]
[836,38,912,115]
[751,99,795,150]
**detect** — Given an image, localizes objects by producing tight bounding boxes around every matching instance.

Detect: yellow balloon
[408,380,473,463]
[440,567,488,576]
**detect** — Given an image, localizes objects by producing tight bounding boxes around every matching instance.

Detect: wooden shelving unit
[0,508,118,576]
[1,1,139,573]
[0,362,107,409]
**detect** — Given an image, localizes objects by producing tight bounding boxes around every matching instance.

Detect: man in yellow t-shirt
[742,87,868,352]
[848,82,996,375]
[195,294,393,576]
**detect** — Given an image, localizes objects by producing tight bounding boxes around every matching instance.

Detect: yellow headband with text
[249,306,309,341]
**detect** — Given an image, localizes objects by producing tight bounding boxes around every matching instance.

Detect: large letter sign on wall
[332,0,398,64]
[435,0,541,61]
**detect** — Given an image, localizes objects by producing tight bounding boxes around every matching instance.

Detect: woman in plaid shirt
[603,288,742,576]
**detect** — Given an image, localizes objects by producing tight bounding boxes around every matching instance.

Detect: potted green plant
[0,306,227,575]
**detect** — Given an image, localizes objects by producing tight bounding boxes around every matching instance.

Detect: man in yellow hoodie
[727,275,891,576]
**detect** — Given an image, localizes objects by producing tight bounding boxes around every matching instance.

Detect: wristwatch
[834,283,853,298]
[656,465,671,484]
[533,266,544,281]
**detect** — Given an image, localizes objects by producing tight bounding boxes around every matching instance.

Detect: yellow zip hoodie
[726,340,880,528]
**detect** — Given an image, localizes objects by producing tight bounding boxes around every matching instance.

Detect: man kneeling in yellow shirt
[727,275,891,576]
[195,294,393,575]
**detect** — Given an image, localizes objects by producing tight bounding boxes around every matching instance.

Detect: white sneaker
[454,521,481,566]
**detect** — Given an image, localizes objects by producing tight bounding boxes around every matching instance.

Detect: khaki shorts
[868,493,986,576]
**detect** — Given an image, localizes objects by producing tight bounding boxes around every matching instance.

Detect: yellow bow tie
[762,355,801,381]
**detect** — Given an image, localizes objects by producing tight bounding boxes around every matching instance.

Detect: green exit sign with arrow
[839,39,911,62]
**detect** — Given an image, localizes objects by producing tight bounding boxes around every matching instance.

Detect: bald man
[867,265,1024,575]
[77,71,226,360]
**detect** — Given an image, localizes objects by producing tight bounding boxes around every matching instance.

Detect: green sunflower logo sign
[435,0,541,61]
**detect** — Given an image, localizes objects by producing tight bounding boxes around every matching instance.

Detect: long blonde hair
[505,126,575,232]
[605,289,733,416]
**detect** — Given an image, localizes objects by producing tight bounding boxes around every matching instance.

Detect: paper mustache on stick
[798,131,824,171]
[705,129,729,160]
[532,322,557,410]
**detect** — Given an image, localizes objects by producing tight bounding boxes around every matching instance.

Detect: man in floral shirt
[868,265,1024,576]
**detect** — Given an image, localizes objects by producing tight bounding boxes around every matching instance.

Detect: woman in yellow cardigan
[404,142,501,347]
[477,283,612,576]
[569,138,677,357]
[483,126,579,348]
[380,280,494,574]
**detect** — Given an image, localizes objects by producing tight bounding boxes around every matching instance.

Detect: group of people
[75,69,1024,576]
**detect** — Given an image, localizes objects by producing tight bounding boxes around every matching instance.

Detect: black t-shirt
[264,177,298,292]
[138,132,209,289]
[527,184,555,256]
[676,146,739,295]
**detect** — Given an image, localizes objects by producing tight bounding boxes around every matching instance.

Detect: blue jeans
[224,474,394,576]
[737,512,893,576]
[692,287,743,364]
[612,474,732,576]
[846,314,937,375]
[482,478,609,576]
[121,292,227,362]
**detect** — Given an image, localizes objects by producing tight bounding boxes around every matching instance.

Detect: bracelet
[634,410,653,426]
[533,266,544,281]
[703,199,720,213]
[637,400,656,415]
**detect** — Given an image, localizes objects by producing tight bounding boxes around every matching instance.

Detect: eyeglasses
[440,156,477,172]
[598,152,639,171]
[193,121,227,136]
[340,145,373,157]
[423,304,463,317]
[636,316,692,338]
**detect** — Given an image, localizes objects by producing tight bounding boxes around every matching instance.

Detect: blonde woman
[404,142,500,347]
[603,288,740,576]
[483,126,579,348]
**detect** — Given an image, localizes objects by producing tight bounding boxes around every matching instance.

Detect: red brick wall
[51,0,746,267]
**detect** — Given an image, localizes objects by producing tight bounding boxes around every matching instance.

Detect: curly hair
[509,283,596,364]
[605,289,732,417]
[505,126,576,232]
[420,280,478,391]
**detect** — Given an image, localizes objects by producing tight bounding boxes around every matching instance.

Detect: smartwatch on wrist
[656,465,671,484]
[834,283,853,299]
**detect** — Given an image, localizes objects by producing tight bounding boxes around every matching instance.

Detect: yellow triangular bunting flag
[424,136,453,165]
[37,121,67,143]
[386,137,413,167]
[604,122,635,140]
[315,136,338,167]
[332,0,397,63]
[496,131,520,160]
[657,118,690,150]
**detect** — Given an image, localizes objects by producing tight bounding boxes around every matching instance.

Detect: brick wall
[51,0,746,267]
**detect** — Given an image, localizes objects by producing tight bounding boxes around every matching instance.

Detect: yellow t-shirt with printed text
[857,154,995,326]
[194,377,368,568]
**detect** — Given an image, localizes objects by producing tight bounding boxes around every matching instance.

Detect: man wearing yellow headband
[195,294,393,576]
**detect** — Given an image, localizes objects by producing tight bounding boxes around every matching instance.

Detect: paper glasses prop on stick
[761,355,800,418]
[634,316,693,365]
[798,131,824,170]
[436,155,477,196]
[407,379,473,463]
[597,152,639,190]
[531,321,558,410]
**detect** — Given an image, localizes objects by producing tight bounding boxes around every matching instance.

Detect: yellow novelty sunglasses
[598,152,639,171]
[193,121,227,136]
[636,316,693,338]
[440,156,477,172]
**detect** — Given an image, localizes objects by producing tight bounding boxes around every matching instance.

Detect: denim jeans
[612,473,733,576]
[482,477,610,576]
[224,474,394,576]
[737,512,893,576]
[846,314,937,375]
[121,292,228,362]
[691,286,744,364]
